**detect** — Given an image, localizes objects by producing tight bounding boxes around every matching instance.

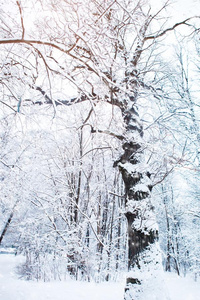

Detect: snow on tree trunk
[115,103,161,299]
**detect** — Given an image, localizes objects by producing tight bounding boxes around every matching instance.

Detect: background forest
[0,0,200,299]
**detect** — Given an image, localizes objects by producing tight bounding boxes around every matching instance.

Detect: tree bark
[115,103,160,299]
[0,201,18,245]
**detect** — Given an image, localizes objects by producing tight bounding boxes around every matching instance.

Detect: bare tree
[0,0,199,298]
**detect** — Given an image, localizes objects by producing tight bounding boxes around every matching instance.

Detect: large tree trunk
[115,103,160,299]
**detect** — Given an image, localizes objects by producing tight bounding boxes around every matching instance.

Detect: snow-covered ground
[0,253,199,300]
[0,253,125,300]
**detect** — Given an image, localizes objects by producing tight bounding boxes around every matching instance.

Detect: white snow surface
[0,253,200,300]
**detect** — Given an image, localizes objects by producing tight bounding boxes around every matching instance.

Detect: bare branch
[31,45,57,114]
[0,100,17,113]
[0,39,101,78]
[81,146,112,158]
[95,0,116,23]
[16,1,25,39]
[145,17,200,41]
[0,38,127,94]
[30,85,91,106]
[91,126,125,141]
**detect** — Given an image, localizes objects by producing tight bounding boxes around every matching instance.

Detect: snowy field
[0,253,199,300]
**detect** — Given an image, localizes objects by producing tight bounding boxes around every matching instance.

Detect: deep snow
[0,253,199,300]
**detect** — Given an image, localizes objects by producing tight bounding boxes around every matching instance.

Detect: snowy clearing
[0,253,125,300]
[0,253,199,300]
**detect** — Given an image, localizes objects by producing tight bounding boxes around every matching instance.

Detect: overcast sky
[171,0,200,18]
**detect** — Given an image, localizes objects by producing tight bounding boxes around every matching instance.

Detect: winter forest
[0,0,200,299]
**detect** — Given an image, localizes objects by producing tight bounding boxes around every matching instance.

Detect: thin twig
[16,1,25,39]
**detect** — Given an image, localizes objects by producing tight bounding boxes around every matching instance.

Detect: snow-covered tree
[0,0,199,298]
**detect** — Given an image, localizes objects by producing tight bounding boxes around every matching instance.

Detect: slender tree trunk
[162,185,171,272]
[105,193,115,281]
[0,212,14,245]
[0,200,18,245]
[165,207,171,272]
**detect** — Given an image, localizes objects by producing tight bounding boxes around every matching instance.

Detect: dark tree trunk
[115,103,160,299]
[163,190,172,273]
[0,212,14,245]
[0,200,18,245]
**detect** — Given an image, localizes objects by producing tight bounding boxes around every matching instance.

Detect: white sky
[170,0,200,19]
